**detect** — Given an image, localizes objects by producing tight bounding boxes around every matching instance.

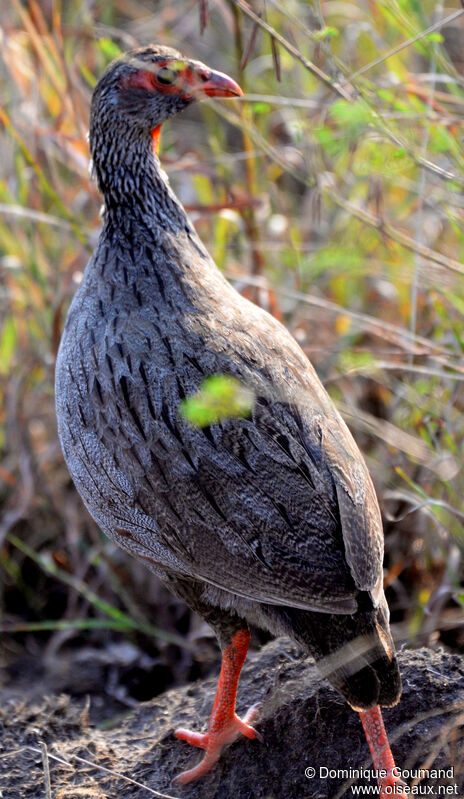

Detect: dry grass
[0,0,463,703]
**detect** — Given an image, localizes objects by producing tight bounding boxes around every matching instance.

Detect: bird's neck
[90,121,188,234]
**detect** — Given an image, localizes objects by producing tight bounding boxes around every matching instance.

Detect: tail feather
[280,595,401,710]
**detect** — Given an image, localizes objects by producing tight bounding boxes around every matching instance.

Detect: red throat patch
[151,125,162,155]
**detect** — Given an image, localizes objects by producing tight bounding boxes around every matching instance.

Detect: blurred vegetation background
[1,0,463,714]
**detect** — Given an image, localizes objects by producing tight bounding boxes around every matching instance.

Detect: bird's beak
[192,68,243,98]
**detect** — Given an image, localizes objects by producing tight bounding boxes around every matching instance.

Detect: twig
[212,101,464,277]
[6,532,193,650]
[199,0,209,33]
[229,0,271,309]
[329,192,464,279]
[39,741,52,799]
[0,204,76,230]
[346,8,464,83]
[26,746,181,799]
[337,402,458,476]
[228,0,354,100]
[229,0,464,186]
[410,1,444,365]
[224,271,454,359]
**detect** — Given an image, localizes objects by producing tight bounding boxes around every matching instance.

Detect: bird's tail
[283,595,401,710]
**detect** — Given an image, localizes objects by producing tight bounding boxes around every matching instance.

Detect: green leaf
[329,100,373,142]
[180,375,255,427]
[79,62,97,87]
[6,533,188,647]
[429,125,459,155]
[192,173,214,204]
[424,32,443,44]
[314,126,343,158]
[338,350,378,373]
[98,38,122,61]
[302,244,363,278]
[253,102,271,114]
[312,26,339,41]
[442,290,464,318]
[0,317,16,374]
[330,100,373,128]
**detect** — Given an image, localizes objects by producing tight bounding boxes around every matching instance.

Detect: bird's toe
[174,727,209,749]
[173,708,262,784]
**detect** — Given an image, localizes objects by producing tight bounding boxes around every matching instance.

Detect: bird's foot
[173,704,261,785]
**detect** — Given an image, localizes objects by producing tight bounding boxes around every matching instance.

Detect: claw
[237,703,262,740]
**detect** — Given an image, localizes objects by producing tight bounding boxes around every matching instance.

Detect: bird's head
[90,44,243,153]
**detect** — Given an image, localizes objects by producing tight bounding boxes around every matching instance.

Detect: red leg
[359,706,405,797]
[174,628,261,784]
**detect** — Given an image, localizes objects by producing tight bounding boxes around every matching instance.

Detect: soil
[0,639,463,799]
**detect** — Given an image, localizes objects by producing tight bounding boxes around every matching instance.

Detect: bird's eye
[156,67,178,86]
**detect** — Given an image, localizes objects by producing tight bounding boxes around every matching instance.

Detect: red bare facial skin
[121,60,243,100]
[120,60,242,157]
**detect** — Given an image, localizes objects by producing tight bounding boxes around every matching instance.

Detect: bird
[55,44,403,796]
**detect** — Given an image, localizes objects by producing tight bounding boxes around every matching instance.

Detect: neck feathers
[89,117,188,234]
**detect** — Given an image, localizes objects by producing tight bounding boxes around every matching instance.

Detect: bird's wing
[97,360,381,616]
[237,289,385,598]
[131,406,362,615]
[177,388,384,610]
[321,419,384,592]
[182,280,385,602]
[174,289,386,606]
[77,273,384,614]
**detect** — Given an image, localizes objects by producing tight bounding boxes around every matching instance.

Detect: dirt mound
[1,640,463,798]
